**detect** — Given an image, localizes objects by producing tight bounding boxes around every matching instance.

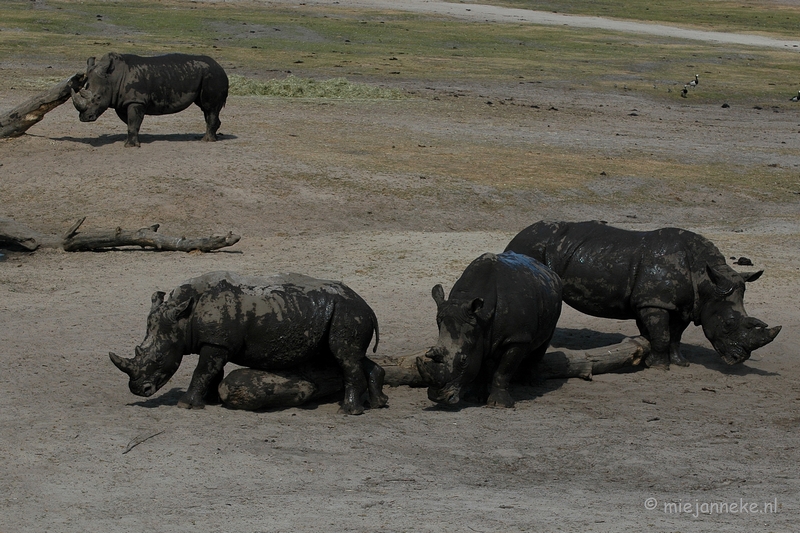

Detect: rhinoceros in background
[504,220,781,368]
[71,52,228,147]
[416,252,562,408]
[109,272,388,415]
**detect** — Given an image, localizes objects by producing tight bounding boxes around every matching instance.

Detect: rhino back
[174,273,364,370]
[453,252,562,350]
[112,53,227,112]
[507,222,713,319]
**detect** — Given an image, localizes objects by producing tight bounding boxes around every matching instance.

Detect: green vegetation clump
[228,74,405,99]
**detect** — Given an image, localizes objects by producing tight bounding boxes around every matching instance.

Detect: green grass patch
[228,74,405,99]
[2,0,799,105]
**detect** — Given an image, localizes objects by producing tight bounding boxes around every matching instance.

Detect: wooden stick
[62,224,241,252]
[122,430,164,454]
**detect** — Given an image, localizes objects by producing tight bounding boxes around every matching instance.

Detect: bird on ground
[790,91,800,102]
[688,74,699,87]
[681,85,688,98]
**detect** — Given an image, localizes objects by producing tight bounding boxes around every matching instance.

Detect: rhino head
[109,291,194,397]
[72,54,117,122]
[415,284,491,405]
[699,265,781,364]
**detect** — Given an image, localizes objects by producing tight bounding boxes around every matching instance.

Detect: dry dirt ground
[2,11,800,533]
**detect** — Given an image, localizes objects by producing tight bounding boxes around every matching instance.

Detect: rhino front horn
[71,87,90,112]
[109,351,135,376]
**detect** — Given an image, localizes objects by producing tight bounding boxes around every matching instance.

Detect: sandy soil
[1,5,799,532]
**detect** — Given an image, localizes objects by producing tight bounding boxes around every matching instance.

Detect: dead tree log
[0,217,240,253]
[374,336,650,387]
[0,72,85,139]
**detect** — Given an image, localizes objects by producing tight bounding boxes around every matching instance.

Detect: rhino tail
[370,306,380,353]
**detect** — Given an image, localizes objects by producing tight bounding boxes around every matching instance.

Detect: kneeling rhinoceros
[72,52,228,147]
[109,271,387,415]
[504,220,781,368]
[416,252,562,408]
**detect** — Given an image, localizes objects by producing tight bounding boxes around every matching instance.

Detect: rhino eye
[455,352,468,370]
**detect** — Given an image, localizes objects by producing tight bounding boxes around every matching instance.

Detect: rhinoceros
[416,252,562,408]
[72,52,228,147]
[109,272,387,415]
[504,220,781,368]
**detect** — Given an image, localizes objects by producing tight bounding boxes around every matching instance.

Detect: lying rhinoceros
[109,271,387,415]
[72,52,228,147]
[505,220,781,368]
[416,252,562,408]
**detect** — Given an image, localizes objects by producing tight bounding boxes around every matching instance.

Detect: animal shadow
[550,327,629,351]
[129,387,185,408]
[51,133,236,147]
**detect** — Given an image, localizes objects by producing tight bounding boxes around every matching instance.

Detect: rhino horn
[150,291,166,312]
[71,87,91,112]
[744,324,782,351]
[109,351,136,377]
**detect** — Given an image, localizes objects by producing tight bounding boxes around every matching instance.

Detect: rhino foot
[670,351,690,367]
[177,390,206,409]
[644,352,670,370]
[486,389,515,408]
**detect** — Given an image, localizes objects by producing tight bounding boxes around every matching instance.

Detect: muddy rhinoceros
[109,271,387,415]
[416,252,562,408]
[504,220,781,368]
[71,52,228,147]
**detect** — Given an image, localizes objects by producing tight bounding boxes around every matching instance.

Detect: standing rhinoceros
[71,52,228,147]
[109,272,387,415]
[416,252,562,408]
[505,220,781,368]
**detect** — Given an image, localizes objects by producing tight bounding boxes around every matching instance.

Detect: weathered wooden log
[0,72,85,139]
[62,222,241,252]
[375,336,650,387]
[0,217,240,253]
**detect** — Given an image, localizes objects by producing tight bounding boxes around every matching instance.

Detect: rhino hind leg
[668,320,690,367]
[201,108,222,142]
[362,357,388,409]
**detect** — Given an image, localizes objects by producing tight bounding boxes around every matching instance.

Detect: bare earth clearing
[1,4,800,532]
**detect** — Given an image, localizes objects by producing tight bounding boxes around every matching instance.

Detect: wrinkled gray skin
[505,221,781,368]
[109,272,388,415]
[71,52,228,147]
[416,252,563,408]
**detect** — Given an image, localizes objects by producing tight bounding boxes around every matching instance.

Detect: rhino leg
[178,345,228,409]
[669,320,690,367]
[638,307,671,369]
[201,108,222,142]
[486,344,528,408]
[362,357,388,409]
[124,103,145,147]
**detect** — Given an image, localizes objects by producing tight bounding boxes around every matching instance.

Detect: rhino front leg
[638,307,671,369]
[178,345,228,409]
[125,103,145,147]
[669,319,690,367]
[487,344,527,408]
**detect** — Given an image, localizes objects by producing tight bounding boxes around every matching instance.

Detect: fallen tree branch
[0,72,86,139]
[0,217,240,253]
[374,336,650,387]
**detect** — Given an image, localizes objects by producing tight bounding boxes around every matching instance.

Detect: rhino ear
[706,264,734,296]
[739,270,764,283]
[469,298,484,313]
[166,298,193,323]
[431,284,446,307]
[86,56,96,70]
[150,291,166,312]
